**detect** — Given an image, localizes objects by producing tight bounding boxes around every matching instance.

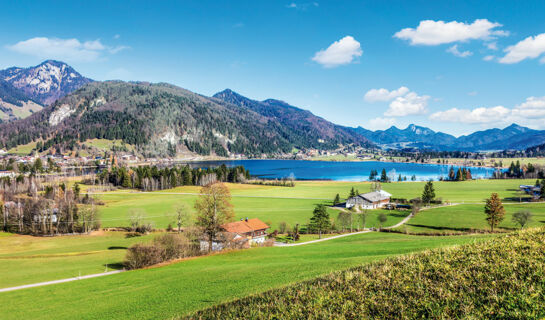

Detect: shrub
[125,244,165,269]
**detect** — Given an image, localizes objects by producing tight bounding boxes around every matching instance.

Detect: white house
[346,190,392,209]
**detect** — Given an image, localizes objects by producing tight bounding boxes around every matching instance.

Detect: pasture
[0,231,154,288]
[94,179,538,229]
[396,203,545,234]
[0,232,494,320]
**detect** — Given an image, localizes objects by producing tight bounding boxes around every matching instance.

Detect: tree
[333,194,341,205]
[484,193,505,232]
[421,181,436,204]
[348,187,356,198]
[380,169,388,182]
[456,168,464,181]
[194,182,235,252]
[512,210,532,229]
[309,204,331,239]
[360,210,368,229]
[72,183,81,201]
[377,212,387,229]
[278,221,289,234]
[370,182,382,192]
[175,204,190,233]
[337,211,352,232]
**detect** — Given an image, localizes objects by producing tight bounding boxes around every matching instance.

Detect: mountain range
[353,123,545,152]
[0,60,91,122]
[0,60,544,156]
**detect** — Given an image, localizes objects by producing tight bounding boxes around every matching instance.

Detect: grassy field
[189,228,545,319]
[0,231,154,288]
[81,138,134,152]
[94,179,537,229]
[0,232,495,320]
[7,141,37,155]
[394,203,545,234]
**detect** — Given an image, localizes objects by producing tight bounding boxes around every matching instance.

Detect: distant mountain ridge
[213,89,370,149]
[0,83,372,157]
[355,123,545,151]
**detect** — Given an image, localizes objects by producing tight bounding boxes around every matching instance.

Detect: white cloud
[430,106,510,124]
[486,42,498,50]
[364,86,409,102]
[312,36,362,68]
[113,34,121,39]
[394,19,506,46]
[483,55,495,61]
[286,2,297,8]
[385,92,430,117]
[499,33,545,64]
[446,44,473,57]
[6,37,128,62]
[366,117,396,131]
[429,96,545,128]
[468,91,478,96]
[512,96,545,118]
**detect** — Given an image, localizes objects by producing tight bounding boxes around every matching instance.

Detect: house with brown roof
[221,218,270,245]
[199,218,270,252]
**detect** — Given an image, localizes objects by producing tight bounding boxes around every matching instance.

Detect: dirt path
[0,270,124,293]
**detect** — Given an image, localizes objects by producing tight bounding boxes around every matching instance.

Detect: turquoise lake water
[186,160,498,182]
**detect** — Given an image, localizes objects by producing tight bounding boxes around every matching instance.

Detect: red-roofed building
[221,218,270,245]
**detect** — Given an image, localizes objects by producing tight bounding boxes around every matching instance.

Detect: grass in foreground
[189,228,545,319]
[0,232,494,320]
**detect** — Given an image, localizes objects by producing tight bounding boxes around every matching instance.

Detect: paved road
[0,270,124,293]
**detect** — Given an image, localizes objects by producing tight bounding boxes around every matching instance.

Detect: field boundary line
[0,270,124,293]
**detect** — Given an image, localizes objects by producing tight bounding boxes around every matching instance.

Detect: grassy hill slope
[189,228,545,319]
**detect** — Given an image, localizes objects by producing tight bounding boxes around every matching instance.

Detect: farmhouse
[346,190,392,209]
[200,218,270,251]
[221,218,270,245]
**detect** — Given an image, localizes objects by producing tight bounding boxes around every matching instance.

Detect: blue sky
[1,0,545,136]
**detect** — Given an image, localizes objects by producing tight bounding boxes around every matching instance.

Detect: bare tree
[194,183,234,252]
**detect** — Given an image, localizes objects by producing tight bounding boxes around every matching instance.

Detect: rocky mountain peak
[0,60,92,106]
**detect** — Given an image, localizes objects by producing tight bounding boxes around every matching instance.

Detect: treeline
[0,176,99,235]
[97,164,251,191]
[493,161,545,179]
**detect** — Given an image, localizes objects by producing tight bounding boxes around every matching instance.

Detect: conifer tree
[309,204,331,238]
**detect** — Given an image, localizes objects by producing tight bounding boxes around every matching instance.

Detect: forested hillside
[0,82,372,157]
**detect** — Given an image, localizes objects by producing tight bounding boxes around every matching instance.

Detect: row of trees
[446,167,473,181]
[97,164,251,191]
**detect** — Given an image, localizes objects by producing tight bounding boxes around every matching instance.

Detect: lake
[183,160,498,182]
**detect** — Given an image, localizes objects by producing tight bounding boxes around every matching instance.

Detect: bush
[154,233,199,260]
[125,233,200,269]
[125,244,165,269]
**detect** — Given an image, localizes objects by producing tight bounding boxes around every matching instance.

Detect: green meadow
[0,232,494,320]
[0,232,155,288]
[95,179,537,229]
[1,178,544,319]
[396,203,545,234]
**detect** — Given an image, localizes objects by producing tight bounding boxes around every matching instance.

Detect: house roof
[358,190,391,202]
[221,218,269,234]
